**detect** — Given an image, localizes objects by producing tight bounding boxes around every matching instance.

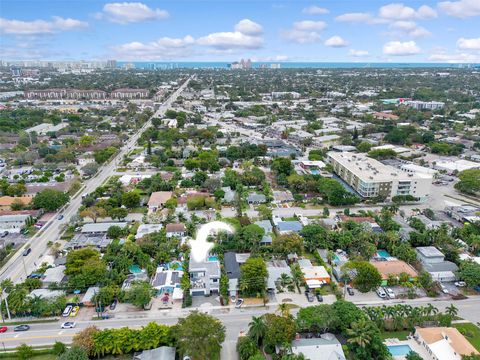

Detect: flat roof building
[328,152,432,200]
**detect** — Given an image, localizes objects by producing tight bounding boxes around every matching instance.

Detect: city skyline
[1,0,480,63]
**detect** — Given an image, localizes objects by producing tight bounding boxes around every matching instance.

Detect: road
[1,296,479,359]
[0,77,192,285]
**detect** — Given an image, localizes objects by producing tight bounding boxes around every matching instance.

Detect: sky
[1,0,479,62]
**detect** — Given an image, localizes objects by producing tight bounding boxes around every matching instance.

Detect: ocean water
[118,61,479,70]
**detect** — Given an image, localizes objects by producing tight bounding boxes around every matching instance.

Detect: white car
[384,287,395,299]
[62,305,73,317]
[376,287,387,299]
[61,322,76,329]
[440,283,449,294]
[454,281,466,287]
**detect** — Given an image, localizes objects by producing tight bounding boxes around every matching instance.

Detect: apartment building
[405,100,445,110]
[327,152,432,200]
[110,88,149,99]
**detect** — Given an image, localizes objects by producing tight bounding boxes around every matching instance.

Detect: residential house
[147,191,173,212]
[189,255,221,296]
[276,220,303,235]
[267,260,292,290]
[416,246,458,282]
[414,327,479,360]
[28,289,65,300]
[133,346,176,360]
[255,220,274,245]
[81,222,127,234]
[82,286,100,307]
[298,259,331,289]
[272,190,294,204]
[370,259,418,286]
[247,193,267,204]
[135,224,163,239]
[151,266,183,301]
[42,266,66,287]
[165,223,186,238]
[0,214,31,233]
[224,252,241,297]
[290,333,346,360]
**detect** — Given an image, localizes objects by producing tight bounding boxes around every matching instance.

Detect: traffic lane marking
[2,333,74,342]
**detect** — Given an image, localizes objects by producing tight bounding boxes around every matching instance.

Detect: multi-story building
[327,152,432,201]
[110,88,149,99]
[405,100,445,110]
[24,89,107,100]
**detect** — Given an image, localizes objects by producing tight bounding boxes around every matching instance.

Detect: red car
[0,326,7,333]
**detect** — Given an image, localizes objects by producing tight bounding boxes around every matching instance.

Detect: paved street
[0,77,191,285]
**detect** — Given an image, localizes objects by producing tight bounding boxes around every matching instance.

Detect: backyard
[454,322,480,352]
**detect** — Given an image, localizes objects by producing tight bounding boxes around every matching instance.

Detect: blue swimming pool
[387,345,412,356]
[377,250,391,258]
[208,255,219,262]
[310,169,320,175]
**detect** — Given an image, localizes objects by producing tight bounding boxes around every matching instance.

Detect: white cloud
[335,12,374,23]
[102,2,168,24]
[113,35,195,59]
[324,35,348,47]
[389,21,431,38]
[234,19,263,35]
[282,20,326,44]
[383,41,421,55]
[0,17,88,35]
[293,20,327,31]
[379,3,437,20]
[428,49,480,62]
[438,0,480,18]
[457,37,480,50]
[302,6,329,15]
[349,49,370,57]
[197,31,263,49]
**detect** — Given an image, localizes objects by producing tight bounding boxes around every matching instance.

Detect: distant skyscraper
[106,60,117,69]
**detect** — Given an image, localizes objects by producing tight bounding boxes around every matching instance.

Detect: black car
[22,248,31,256]
[14,325,30,332]
[316,293,323,302]
[347,287,354,296]
[305,291,314,302]
[109,300,117,310]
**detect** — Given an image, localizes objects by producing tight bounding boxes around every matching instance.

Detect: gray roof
[189,256,221,277]
[267,260,291,289]
[260,234,272,244]
[0,214,30,222]
[224,252,241,280]
[28,289,65,299]
[291,334,346,360]
[277,221,303,233]
[247,193,266,203]
[81,222,127,233]
[82,286,100,303]
[136,346,176,360]
[416,246,444,258]
[68,233,112,249]
[42,266,66,284]
[255,220,272,234]
[424,261,458,272]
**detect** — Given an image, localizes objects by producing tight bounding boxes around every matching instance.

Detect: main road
[0,76,192,285]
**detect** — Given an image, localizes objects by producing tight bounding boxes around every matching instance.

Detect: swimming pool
[208,255,219,262]
[387,345,412,356]
[310,169,320,175]
[377,250,391,258]
[129,265,143,274]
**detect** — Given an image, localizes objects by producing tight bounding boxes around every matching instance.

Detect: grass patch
[0,319,58,326]
[380,330,411,341]
[453,323,480,352]
[0,356,56,360]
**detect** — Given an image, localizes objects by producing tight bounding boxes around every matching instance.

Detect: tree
[109,207,128,221]
[52,341,67,355]
[237,336,260,360]
[65,248,107,290]
[459,261,480,288]
[418,270,433,289]
[406,351,423,360]
[272,233,304,256]
[122,191,140,208]
[346,318,392,360]
[176,311,226,360]
[122,281,155,309]
[58,346,89,360]
[343,261,382,293]
[297,305,339,333]
[357,141,372,153]
[248,315,267,345]
[263,314,297,349]
[332,300,366,334]
[107,225,123,239]
[80,206,107,223]
[300,224,329,252]
[81,162,99,177]
[455,169,480,195]
[16,344,34,360]
[446,304,458,317]
[271,157,293,177]
[33,189,69,211]
[257,204,272,220]
[240,258,267,297]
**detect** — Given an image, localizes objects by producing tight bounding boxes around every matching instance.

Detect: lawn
[454,323,480,352]
[380,330,411,341]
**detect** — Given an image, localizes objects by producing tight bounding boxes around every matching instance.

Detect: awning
[306,279,324,288]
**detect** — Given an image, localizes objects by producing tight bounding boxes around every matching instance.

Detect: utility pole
[0,289,11,321]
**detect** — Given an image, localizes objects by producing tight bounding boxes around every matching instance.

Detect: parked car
[454,281,466,287]
[14,325,30,332]
[109,299,117,310]
[61,322,76,329]
[305,291,315,302]
[235,298,244,308]
[384,287,396,299]
[347,287,354,296]
[315,293,323,302]
[440,283,449,294]
[1,231,8,238]
[62,305,73,317]
[22,248,31,256]
[376,287,387,299]
[27,273,43,279]
[57,214,64,220]
[0,326,7,333]
[69,306,79,317]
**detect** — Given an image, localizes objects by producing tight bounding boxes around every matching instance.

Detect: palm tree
[425,304,438,320]
[277,303,290,318]
[279,273,293,288]
[248,316,267,346]
[445,304,458,318]
[346,318,375,348]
